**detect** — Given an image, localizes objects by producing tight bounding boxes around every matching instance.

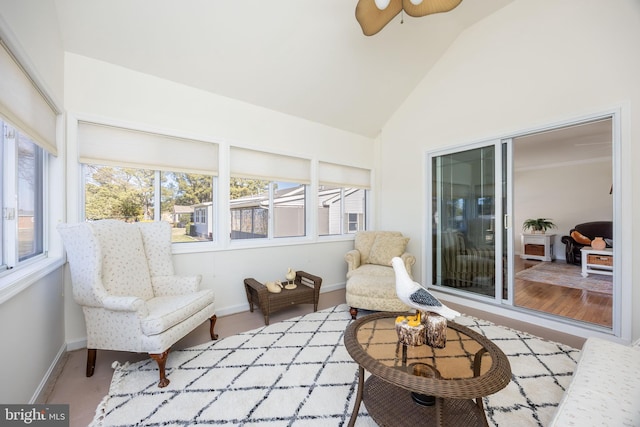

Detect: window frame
[317,185,368,237]
[229,179,308,242]
[81,163,217,244]
[1,120,48,275]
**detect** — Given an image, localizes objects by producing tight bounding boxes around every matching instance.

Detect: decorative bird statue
[391,257,460,326]
[285,268,296,283]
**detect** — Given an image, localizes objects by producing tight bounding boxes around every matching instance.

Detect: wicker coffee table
[344,312,511,427]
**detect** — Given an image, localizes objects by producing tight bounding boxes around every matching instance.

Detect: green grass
[171,227,198,243]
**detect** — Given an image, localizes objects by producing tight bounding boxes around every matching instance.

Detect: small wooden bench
[244,271,323,325]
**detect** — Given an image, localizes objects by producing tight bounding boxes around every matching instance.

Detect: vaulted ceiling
[53,0,514,137]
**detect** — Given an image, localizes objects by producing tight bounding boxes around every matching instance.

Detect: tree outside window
[84,165,214,243]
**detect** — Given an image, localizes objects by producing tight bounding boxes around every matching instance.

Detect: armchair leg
[150,350,171,388]
[349,307,358,320]
[86,348,97,377]
[209,315,219,340]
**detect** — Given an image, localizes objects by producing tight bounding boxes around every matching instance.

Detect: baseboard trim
[32,343,67,404]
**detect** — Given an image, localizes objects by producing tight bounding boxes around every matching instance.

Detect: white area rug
[91,304,579,427]
[516,261,612,294]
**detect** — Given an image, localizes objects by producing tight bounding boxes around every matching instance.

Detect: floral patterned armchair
[58,220,217,387]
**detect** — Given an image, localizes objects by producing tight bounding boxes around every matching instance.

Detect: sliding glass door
[430,141,508,301]
[428,115,616,331]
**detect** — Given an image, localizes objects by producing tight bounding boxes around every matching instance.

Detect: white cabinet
[520,233,555,262]
[580,247,613,277]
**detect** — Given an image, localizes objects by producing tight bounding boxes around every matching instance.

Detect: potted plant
[522,218,556,234]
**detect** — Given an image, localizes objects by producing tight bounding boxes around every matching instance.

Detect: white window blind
[77,121,219,175]
[318,161,371,189]
[0,40,58,156]
[230,147,310,184]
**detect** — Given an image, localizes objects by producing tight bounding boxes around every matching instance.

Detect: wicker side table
[244,271,322,325]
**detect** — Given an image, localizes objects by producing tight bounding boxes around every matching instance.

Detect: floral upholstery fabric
[367,235,410,266]
[354,231,402,265]
[140,290,214,336]
[136,221,175,277]
[90,220,154,300]
[345,231,414,313]
[550,337,640,426]
[58,220,216,354]
[345,268,410,313]
[57,223,106,307]
[135,221,203,296]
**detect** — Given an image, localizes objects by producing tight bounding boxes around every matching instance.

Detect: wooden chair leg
[209,315,219,340]
[349,307,358,320]
[149,349,170,388]
[86,348,97,377]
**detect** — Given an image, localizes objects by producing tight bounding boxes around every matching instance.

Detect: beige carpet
[516,261,612,294]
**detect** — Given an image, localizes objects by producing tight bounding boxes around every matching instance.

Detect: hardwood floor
[513,258,613,328]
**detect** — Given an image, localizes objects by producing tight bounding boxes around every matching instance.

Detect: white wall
[379,0,639,340]
[0,270,65,403]
[63,53,375,346]
[0,0,65,404]
[514,159,613,258]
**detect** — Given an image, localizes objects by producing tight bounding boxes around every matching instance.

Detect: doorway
[429,116,614,329]
[511,118,613,328]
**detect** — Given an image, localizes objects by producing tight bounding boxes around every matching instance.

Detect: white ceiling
[513,119,613,171]
[53,0,514,138]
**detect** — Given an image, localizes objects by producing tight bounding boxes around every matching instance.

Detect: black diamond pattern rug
[90,304,579,426]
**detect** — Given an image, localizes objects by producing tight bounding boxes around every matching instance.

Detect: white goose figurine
[391,257,460,325]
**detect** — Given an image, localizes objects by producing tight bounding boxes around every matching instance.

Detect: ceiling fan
[355,0,463,36]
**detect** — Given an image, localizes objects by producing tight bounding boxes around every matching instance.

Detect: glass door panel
[432,145,498,298]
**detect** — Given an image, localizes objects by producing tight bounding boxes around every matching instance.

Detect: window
[76,121,219,243]
[229,148,310,241]
[318,162,370,236]
[84,165,155,222]
[318,186,367,236]
[0,41,57,278]
[84,164,215,243]
[1,121,45,271]
[229,178,306,240]
[162,171,214,241]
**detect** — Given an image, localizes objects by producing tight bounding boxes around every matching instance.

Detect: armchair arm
[345,249,362,273]
[295,270,323,291]
[401,253,416,279]
[151,275,202,296]
[101,295,148,317]
[561,235,580,264]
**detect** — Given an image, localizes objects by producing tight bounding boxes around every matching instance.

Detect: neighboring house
[229,185,364,238]
[171,205,194,226]
[192,202,213,239]
[318,187,365,235]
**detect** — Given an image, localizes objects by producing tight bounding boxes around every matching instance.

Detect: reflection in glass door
[431,144,502,299]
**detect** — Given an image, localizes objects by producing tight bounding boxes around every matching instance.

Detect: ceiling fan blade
[355,0,403,36]
[402,0,462,18]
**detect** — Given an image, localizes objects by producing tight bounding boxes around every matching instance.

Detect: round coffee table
[344,312,511,427]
